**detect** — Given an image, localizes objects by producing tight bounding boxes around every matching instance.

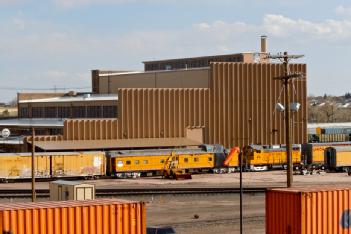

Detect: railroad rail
[0,187,270,198]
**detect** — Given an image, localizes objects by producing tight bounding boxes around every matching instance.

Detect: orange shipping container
[0,199,146,234]
[266,187,351,234]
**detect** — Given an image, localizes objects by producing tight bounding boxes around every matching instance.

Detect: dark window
[45,107,57,118]
[72,106,86,118]
[58,107,71,118]
[126,160,131,165]
[160,159,165,164]
[184,158,188,163]
[194,157,199,162]
[19,107,28,118]
[32,107,45,118]
[103,106,117,118]
[87,106,102,118]
[208,157,213,161]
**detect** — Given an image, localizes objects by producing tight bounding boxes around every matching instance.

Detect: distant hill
[308,93,351,123]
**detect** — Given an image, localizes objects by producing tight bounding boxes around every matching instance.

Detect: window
[208,157,213,161]
[143,160,148,164]
[72,106,86,118]
[184,158,188,163]
[103,106,118,118]
[160,159,165,164]
[19,107,28,118]
[194,157,199,162]
[45,107,57,118]
[87,106,102,118]
[134,160,139,165]
[126,160,131,165]
[32,107,45,118]
[58,107,71,118]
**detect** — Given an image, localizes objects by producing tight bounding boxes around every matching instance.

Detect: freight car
[324,146,351,172]
[106,144,238,178]
[0,151,105,182]
[301,142,351,170]
[242,144,301,171]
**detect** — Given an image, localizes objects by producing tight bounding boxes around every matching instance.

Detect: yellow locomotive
[243,144,301,171]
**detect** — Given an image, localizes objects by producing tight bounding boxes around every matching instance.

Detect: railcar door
[324,147,336,170]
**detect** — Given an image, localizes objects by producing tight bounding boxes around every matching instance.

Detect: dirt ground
[0,170,351,190]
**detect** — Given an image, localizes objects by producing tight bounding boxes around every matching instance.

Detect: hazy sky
[0,0,350,102]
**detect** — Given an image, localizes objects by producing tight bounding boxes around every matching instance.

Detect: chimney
[260,35,267,53]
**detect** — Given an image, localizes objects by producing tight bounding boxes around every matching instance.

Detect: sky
[0,0,350,102]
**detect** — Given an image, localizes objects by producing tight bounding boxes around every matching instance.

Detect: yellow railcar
[302,142,351,167]
[243,145,301,171]
[0,151,105,181]
[324,146,351,171]
[106,145,238,177]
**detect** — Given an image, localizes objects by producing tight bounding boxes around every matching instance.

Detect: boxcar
[324,146,351,171]
[0,151,105,181]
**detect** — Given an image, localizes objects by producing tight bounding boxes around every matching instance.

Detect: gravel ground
[0,170,350,190]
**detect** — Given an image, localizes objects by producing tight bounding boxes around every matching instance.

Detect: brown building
[32,62,307,150]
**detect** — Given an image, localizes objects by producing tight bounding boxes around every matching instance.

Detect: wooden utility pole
[31,127,36,202]
[268,52,304,187]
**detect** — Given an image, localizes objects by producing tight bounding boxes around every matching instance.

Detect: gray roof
[50,180,94,186]
[0,118,64,128]
[19,94,117,103]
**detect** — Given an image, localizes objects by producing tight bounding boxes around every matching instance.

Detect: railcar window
[160,159,165,163]
[143,160,148,164]
[134,160,139,164]
[194,157,199,162]
[208,157,213,161]
[184,158,188,163]
[126,160,131,165]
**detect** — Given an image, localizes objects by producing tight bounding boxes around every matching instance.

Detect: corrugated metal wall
[62,88,209,141]
[117,88,208,139]
[208,62,307,147]
[39,62,307,148]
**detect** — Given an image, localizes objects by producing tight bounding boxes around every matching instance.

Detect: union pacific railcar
[243,144,301,171]
[106,145,238,178]
[301,142,351,169]
[324,146,351,172]
[0,151,105,182]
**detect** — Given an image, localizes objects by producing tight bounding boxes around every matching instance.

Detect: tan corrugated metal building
[33,62,307,149]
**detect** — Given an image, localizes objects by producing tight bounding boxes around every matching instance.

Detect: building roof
[18,94,118,104]
[97,67,209,77]
[142,52,251,64]
[34,137,202,151]
[307,123,351,129]
[0,118,64,128]
[50,180,93,186]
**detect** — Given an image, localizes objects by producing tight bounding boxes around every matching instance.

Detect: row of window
[119,157,212,166]
[19,106,118,118]
[145,56,242,71]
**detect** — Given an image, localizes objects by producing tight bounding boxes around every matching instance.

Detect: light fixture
[275,103,285,112]
[290,102,301,112]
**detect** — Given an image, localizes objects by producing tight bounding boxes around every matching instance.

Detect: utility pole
[268,52,304,188]
[31,127,36,202]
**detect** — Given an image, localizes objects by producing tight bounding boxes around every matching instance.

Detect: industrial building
[3,36,307,151]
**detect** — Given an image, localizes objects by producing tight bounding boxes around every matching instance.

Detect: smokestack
[261,35,267,53]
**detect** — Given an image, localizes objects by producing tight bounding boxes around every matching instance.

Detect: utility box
[49,180,95,201]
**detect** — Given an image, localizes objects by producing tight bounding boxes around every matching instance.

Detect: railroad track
[0,187,269,198]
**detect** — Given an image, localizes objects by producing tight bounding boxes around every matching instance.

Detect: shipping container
[266,187,351,234]
[0,199,146,234]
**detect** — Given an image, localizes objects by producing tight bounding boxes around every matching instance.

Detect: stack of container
[0,199,146,234]
[266,186,351,233]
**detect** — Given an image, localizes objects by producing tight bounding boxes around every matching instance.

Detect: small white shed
[49,180,95,201]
